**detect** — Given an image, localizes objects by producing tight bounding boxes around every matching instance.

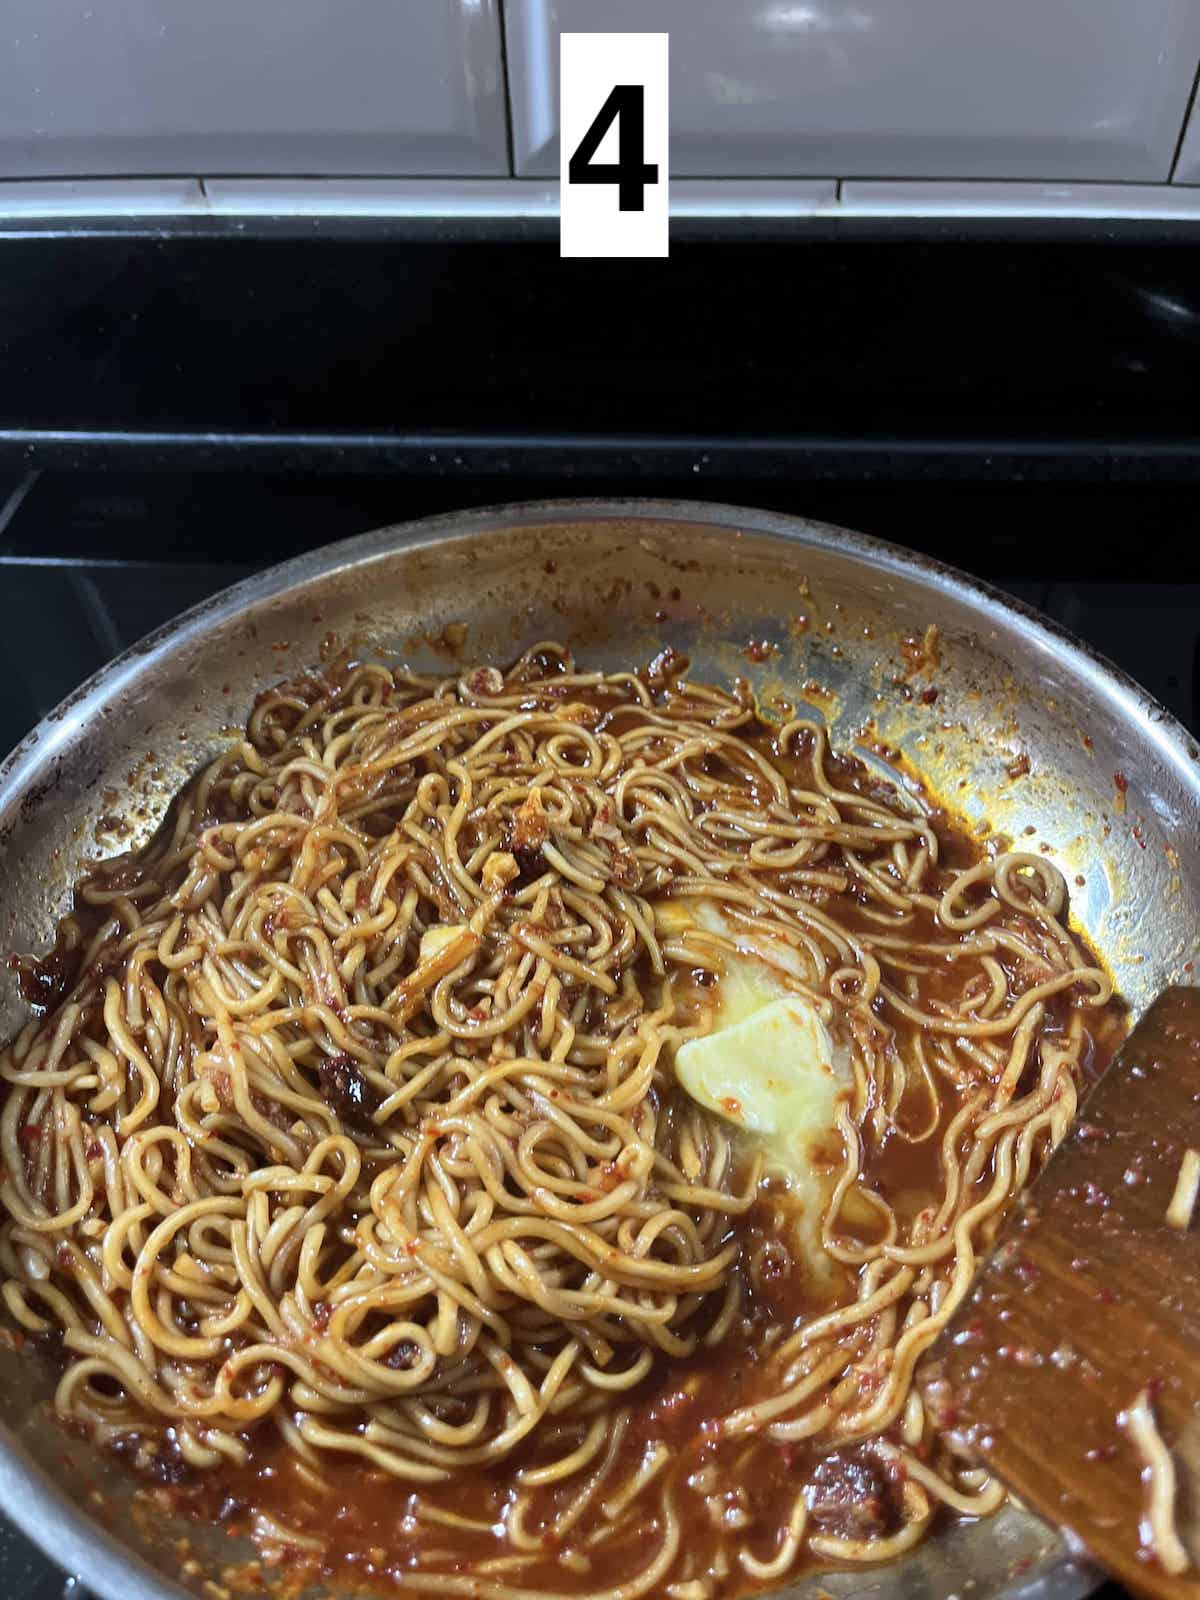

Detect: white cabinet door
[507,0,1200,182]
[0,0,507,177]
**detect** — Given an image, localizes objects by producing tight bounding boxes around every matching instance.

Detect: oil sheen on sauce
[14,677,1126,1598]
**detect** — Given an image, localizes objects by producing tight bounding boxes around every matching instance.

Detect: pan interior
[0,502,1195,1600]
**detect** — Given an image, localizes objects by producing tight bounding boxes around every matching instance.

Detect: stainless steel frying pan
[1,499,1197,1600]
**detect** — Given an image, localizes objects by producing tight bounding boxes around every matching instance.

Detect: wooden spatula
[930,987,1200,1599]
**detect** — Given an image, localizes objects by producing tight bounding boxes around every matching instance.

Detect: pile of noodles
[0,643,1116,1599]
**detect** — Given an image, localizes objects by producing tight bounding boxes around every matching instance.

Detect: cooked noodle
[0,642,1122,1596]
[1166,1148,1200,1232]
[1124,1388,1190,1576]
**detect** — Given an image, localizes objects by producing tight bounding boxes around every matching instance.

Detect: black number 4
[567,85,659,212]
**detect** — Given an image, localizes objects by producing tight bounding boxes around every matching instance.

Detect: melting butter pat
[661,898,813,1028]
[675,997,842,1141]
[666,899,849,1170]
[666,898,850,1278]
[708,936,809,1032]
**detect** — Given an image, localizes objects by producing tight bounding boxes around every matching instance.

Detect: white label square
[560,32,669,259]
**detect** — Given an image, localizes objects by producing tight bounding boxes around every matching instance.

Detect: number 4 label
[560,33,668,259]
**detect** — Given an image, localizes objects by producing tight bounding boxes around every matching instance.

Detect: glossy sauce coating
[9,669,1126,1598]
[134,706,1125,1598]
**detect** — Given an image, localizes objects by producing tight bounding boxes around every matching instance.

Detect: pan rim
[3,496,1196,808]
[1,493,1170,1600]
